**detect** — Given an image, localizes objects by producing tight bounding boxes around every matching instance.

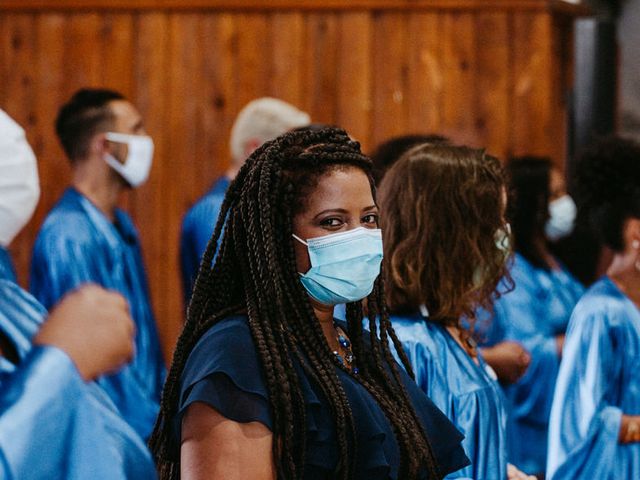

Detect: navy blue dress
[174,315,470,479]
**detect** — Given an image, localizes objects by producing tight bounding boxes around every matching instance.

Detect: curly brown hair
[379,143,510,327]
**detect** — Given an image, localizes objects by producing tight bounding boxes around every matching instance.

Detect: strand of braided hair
[150,127,440,479]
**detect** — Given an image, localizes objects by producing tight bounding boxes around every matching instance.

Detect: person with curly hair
[150,127,470,479]
[547,137,640,479]
[476,157,585,478]
[378,143,534,480]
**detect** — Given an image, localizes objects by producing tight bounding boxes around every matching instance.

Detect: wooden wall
[0,0,587,362]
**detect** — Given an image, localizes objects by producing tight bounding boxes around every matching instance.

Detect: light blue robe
[391,314,508,480]
[0,246,16,283]
[478,253,584,474]
[30,188,163,439]
[547,276,640,479]
[180,176,230,304]
[0,279,156,479]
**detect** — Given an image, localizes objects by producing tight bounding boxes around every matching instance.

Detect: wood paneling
[0,2,586,363]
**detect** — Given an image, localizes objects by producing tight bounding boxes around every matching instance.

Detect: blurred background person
[180,97,310,304]
[547,137,640,480]
[29,88,164,440]
[476,157,585,477]
[0,108,155,479]
[378,143,533,480]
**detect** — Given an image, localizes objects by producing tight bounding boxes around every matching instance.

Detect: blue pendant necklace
[333,321,359,375]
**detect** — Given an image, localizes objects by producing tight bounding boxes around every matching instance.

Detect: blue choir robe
[391,313,509,479]
[477,253,584,474]
[0,279,156,479]
[180,176,230,304]
[547,277,640,480]
[0,246,16,283]
[30,188,164,439]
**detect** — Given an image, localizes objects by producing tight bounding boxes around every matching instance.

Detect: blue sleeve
[0,248,16,283]
[180,212,200,308]
[30,231,106,310]
[547,309,624,479]
[0,346,85,479]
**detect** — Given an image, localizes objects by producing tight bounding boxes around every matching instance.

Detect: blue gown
[0,246,16,283]
[547,277,640,479]
[180,176,230,304]
[173,315,471,479]
[391,313,508,480]
[477,253,584,474]
[30,188,164,439]
[0,279,156,479]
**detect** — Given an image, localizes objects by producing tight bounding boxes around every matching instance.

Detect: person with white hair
[0,109,156,479]
[180,97,310,304]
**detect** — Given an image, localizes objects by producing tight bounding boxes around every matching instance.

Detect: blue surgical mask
[293,227,383,305]
[546,194,576,241]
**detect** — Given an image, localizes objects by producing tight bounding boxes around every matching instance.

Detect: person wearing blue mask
[0,109,155,479]
[180,97,310,306]
[547,137,640,479]
[474,157,585,477]
[151,127,470,479]
[30,89,164,440]
[378,143,534,480]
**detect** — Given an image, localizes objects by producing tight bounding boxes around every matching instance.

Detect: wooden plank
[234,13,270,111]
[336,11,373,150]
[406,12,443,138]
[269,12,305,107]
[371,12,408,145]
[64,13,103,95]
[200,13,237,182]
[133,11,177,361]
[1,14,37,286]
[301,13,339,124]
[510,11,553,157]
[0,0,592,16]
[32,14,69,256]
[440,11,479,146]
[101,14,135,97]
[475,12,511,160]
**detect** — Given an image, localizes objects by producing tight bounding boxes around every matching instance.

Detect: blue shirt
[180,176,230,304]
[0,279,156,480]
[30,188,164,439]
[547,277,640,480]
[391,314,509,480]
[478,253,585,474]
[0,247,16,283]
[174,315,470,479]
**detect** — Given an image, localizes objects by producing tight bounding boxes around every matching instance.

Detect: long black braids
[150,127,440,479]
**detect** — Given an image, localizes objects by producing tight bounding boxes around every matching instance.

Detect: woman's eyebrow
[313,208,349,220]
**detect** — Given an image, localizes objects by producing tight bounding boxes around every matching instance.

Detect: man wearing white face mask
[30,89,164,440]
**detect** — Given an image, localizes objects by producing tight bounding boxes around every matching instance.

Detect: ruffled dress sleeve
[175,316,272,440]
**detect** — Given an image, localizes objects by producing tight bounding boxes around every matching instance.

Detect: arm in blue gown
[547,287,640,480]
[0,247,16,283]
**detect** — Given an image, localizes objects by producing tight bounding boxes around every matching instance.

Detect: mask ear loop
[291,233,308,246]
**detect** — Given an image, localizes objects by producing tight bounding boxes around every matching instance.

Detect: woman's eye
[320,217,343,227]
[362,214,379,225]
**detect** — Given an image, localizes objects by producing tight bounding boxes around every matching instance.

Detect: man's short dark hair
[55,88,125,162]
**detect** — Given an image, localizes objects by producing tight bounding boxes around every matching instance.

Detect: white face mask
[104,132,154,187]
[0,110,40,247]
[545,194,576,241]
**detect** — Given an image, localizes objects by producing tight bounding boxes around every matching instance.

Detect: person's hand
[481,341,530,384]
[34,284,135,381]
[507,463,536,479]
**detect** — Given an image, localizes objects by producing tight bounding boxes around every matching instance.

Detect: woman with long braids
[547,137,640,479]
[377,143,534,480]
[150,127,469,479]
